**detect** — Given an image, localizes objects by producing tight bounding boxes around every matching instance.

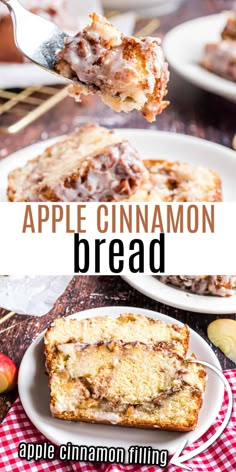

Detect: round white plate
[123,276,236,314]
[18,306,224,457]
[163,13,236,102]
[1,129,236,201]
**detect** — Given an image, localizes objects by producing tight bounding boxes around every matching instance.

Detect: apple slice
[208,319,236,364]
[0,353,18,393]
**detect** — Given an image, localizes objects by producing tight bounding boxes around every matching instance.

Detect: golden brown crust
[52,399,201,432]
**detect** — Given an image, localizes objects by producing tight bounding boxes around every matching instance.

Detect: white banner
[0,202,235,275]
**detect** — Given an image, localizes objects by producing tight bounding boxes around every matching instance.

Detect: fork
[0,0,67,76]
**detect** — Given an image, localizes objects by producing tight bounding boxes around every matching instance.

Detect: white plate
[1,129,236,201]
[102,0,183,16]
[0,63,66,89]
[123,276,236,314]
[163,13,236,102]
[18,306,224,457]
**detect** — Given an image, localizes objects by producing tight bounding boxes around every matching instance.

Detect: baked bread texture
[7,123,149,202]
[145,160,222,202]
[56,13,169,122]
[45,314,205,431]
[49,341,205,430]
[45,313,189,370]
[160,275,236,297]
[221,10,236,40]
[7,124,222,203]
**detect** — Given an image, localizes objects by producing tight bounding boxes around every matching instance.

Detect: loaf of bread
[7,123,222,203]
[45,314,206,431]
[56,13,169,122]
[160,275,236,297]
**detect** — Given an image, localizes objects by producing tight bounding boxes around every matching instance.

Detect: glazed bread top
[7,123,222,203]
[160,275,236,297]
[201,41,236,82]
[56,13,169,122]
[8,123,149,202]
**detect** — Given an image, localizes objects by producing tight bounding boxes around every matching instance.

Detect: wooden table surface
[0,0,236,423]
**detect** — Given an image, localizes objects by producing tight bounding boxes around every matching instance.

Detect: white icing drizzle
[91,411,121,424]
[57,13,169,118]
[160,276,236,297]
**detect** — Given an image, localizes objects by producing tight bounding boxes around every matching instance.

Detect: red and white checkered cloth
[0,370,235,472]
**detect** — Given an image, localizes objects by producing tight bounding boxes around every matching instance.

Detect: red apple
[0,353,18,393]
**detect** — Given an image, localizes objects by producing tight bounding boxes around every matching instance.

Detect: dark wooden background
[0,0,236,423]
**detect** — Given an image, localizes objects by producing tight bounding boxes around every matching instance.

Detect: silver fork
[0,0,67,75]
